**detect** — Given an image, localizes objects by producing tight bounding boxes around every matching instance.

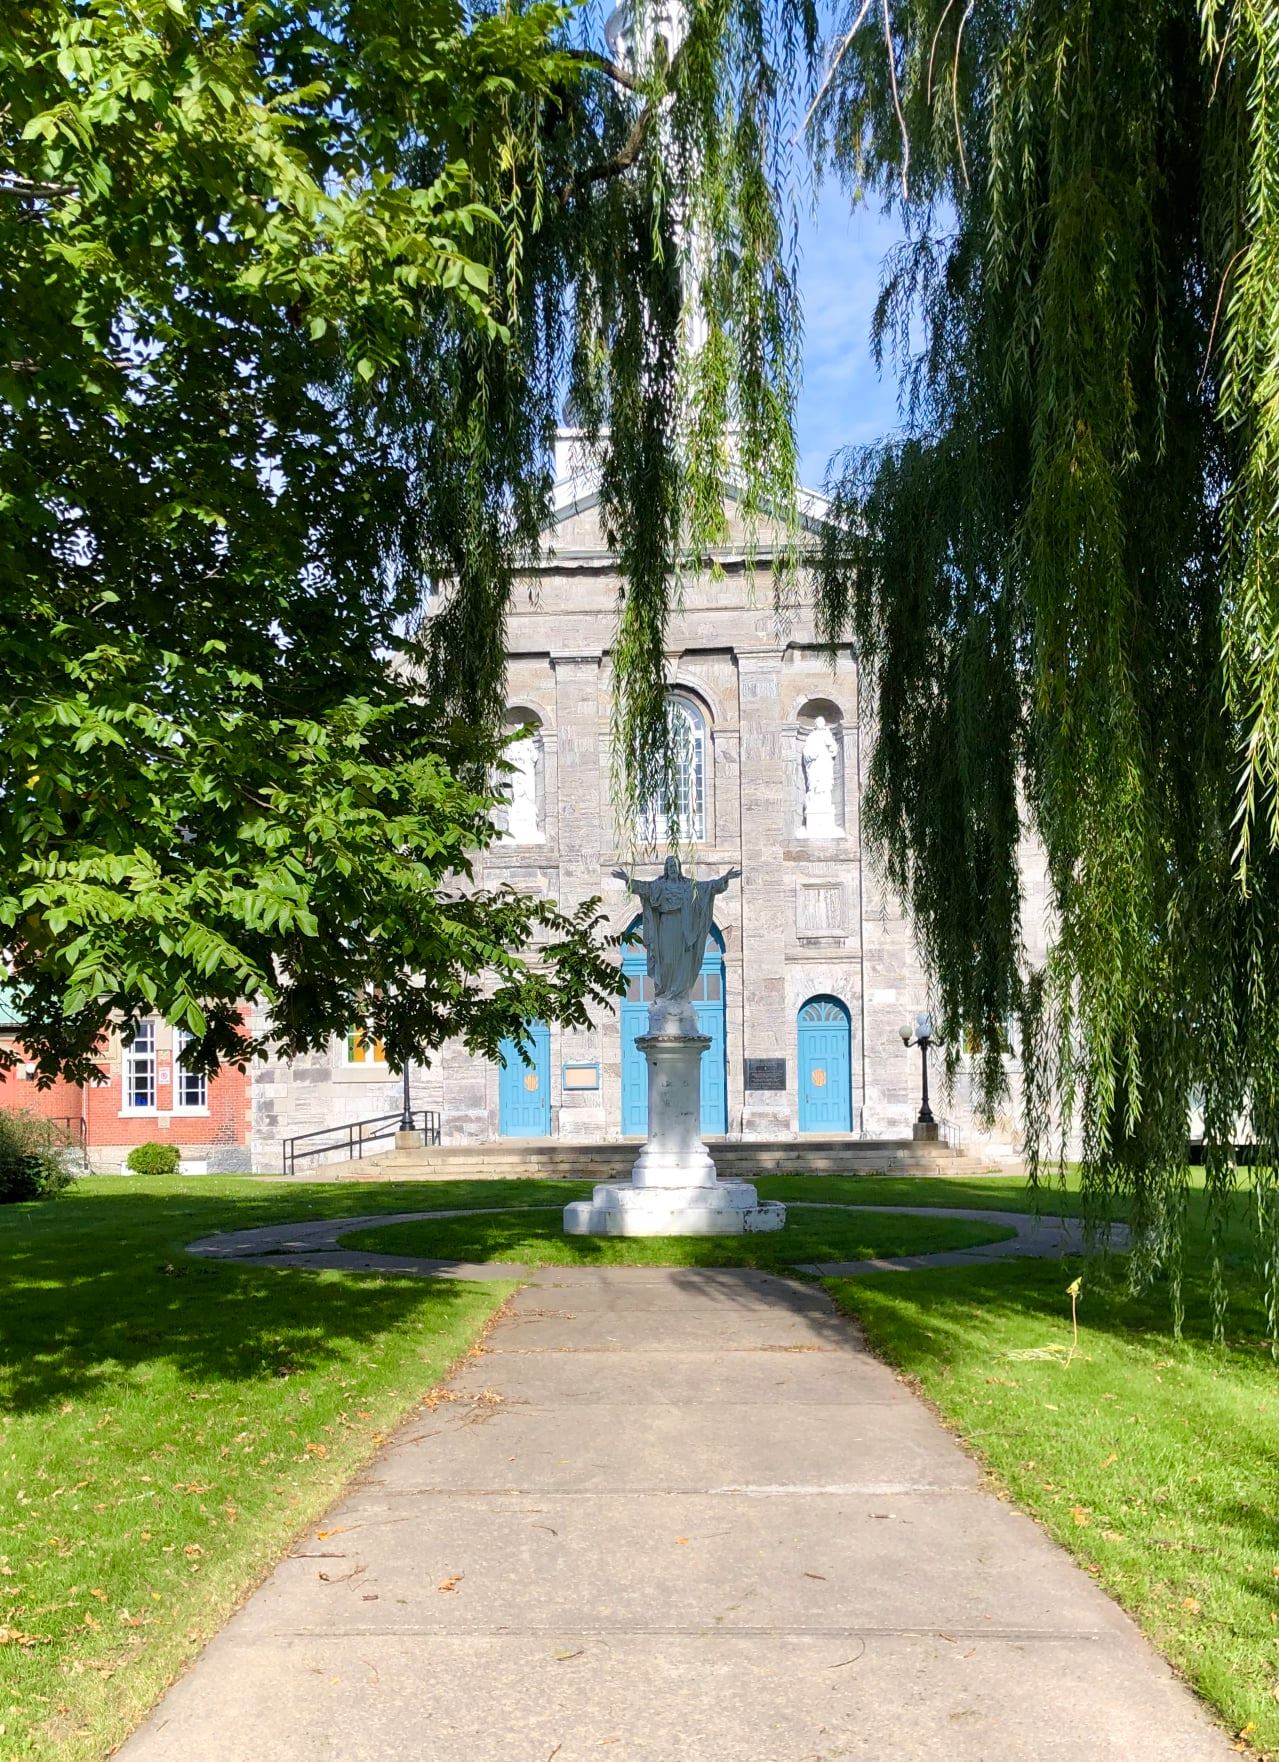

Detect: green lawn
[827,1179,1279,1757]
[343,1201,1016,1266]
[752,1170,1084,1213]
[0,1174,530,1762]
[9,1164,1268,1759]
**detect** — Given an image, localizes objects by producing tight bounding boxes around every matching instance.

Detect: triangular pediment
[544,430,832,566]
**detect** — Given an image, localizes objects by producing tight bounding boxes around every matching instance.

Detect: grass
[343,1200,1016,1267]
[0,1173,535,1762]
[826,1176,1279,1757]
[9,1162,1268,1756]
[0,1167,1014,1760]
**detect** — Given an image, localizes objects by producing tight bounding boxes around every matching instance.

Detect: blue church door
[798,997,853,1133]
[620,927,727,1136]
[498,1021,551,1137]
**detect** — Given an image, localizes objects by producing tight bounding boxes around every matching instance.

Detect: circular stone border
[187,1201,1128,1282]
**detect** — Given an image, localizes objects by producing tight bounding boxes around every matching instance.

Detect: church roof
[546,428,833,566]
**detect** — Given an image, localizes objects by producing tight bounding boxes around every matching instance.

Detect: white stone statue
[611,855,740,1037]
[564,851,782,1236]
[800,715,839,838]
[503,730,541,843]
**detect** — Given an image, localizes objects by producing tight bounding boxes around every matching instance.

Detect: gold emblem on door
[524,1072,539,1091]
[811,1068,826,1087]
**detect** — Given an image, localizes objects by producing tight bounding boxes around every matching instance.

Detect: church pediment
[544,429,831,568]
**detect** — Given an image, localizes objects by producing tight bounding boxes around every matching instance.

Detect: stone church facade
[250,444,1046,1169]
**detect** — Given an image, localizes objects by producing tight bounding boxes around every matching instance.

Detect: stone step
[295,1137,1004,1184]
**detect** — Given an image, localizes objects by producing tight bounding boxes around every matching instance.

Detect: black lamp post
[398,1057,414,1134]
[899,1013,938,1137]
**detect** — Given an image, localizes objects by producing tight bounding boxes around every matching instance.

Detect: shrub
[0,1110,76,1203]
[125,1141,182,1178]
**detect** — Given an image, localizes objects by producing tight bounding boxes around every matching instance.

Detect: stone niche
[497,708,545,844]
[793,697,846,840]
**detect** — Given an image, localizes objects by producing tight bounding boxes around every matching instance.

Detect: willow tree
[808,1,1279,1326]
[1,0,813,1082]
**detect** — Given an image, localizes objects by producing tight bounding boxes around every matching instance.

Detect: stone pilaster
[735,648,791,1135]
[551,653,608,1140]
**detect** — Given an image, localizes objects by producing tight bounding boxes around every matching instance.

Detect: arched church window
[639,695,706,845]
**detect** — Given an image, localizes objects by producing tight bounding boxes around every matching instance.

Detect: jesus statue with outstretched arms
[611,856,741,1036]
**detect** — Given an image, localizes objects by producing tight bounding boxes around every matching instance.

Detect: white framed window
[344,1027,387,1066]
[640,696,706,844]
[122,1020,157,1111]
[172,1027,208,1111]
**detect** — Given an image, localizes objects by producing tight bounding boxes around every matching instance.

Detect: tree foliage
[810,0,1279,1330]
[0,0,812,1079]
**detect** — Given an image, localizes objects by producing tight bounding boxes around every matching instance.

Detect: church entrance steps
[300,1137,1005,1183]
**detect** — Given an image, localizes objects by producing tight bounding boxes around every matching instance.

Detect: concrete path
[120,1257,1229,1761]
[186,1201,1125,1281]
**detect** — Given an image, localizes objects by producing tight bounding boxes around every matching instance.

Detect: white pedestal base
[564,1179,786,1237]
[562,1031,787,1237]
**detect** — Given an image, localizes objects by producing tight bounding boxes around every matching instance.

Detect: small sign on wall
[562,1063,600,1092]
[745,1057,786,1091]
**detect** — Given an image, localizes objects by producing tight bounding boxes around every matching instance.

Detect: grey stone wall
[253,471,1047,1165]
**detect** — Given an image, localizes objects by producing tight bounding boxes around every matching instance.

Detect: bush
[0,1110,76,1203]
[125,1141,182,1178]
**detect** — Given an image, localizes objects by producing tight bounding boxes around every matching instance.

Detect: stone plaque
[745,1057,786,1091]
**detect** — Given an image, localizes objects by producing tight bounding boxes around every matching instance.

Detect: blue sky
[793,180,903,490]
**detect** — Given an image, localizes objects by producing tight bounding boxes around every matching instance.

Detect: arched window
[640,695,706,845]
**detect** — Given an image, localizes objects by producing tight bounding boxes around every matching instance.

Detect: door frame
[497,1021,552,1137]
[797,994,854,1134]
[619,921,727,1136]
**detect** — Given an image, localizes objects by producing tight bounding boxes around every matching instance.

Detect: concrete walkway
[185,1200,1124,1281]
[120,1250,1230,1761]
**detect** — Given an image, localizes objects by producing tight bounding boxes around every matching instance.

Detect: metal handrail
[938,1116,963,1151]
[282,1109,441,1177]
[49,1115,88,1155]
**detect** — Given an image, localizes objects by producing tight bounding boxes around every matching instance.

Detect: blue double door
[620,927,727,1137]
[497,1021,551,1137]
[798,996,853,1132]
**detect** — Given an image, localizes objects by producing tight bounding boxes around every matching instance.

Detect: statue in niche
[611,855,739,1037]
[800,715,839,838]
[503,729,542,843]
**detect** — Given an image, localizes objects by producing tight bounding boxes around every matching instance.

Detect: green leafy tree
[0,0,813,1081]
[808,1,1279,1327]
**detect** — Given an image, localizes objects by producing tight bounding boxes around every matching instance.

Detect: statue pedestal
[563,1034,786,1237]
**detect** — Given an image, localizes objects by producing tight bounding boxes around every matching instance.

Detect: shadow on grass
[832,1230,1276,1355]
[0,1179,556,1416]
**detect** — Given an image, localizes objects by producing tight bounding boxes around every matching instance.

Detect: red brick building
[0,988,252,1172]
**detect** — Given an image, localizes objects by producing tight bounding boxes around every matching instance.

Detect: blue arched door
[620,925,726,1136]
[798,996,853,1132]
[498,1021,551,1137]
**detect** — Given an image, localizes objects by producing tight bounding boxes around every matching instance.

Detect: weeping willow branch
[421,0,815,851]
[808,0,1279,1339]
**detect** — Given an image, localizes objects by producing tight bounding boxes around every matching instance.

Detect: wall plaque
[562,1063,600,1092]
[745,1057,786,1091]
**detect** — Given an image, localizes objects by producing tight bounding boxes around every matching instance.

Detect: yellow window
[346,1028,386,1065]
